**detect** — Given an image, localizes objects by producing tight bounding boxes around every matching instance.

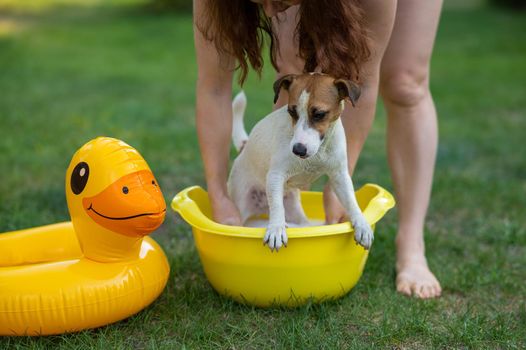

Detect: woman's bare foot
[209,192,242,226]
[396,237,442,298]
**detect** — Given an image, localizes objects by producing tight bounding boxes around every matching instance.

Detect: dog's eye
[288,107,298,120]
[312,111,327,121]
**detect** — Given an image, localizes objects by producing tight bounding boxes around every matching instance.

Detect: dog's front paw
[263,224,288,252]
[351,215,373,250]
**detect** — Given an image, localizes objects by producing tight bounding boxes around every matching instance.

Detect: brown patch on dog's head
[273,73,361,138]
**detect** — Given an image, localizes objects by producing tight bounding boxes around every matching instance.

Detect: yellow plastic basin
[172,184,395,307]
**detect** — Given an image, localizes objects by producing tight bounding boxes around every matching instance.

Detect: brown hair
[196,0,370,85]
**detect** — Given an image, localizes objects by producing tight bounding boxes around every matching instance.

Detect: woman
[193,0,442,299]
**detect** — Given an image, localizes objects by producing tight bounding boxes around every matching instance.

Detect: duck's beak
[82,170,166,237]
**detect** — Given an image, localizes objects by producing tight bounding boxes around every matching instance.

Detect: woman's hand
[209,191,242,226]
[323,183,348,224]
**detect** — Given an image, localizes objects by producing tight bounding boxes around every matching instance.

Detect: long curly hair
[195,0,371,85]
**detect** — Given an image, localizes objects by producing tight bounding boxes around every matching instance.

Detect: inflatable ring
[172,184,394,307]
[0,137,170,336]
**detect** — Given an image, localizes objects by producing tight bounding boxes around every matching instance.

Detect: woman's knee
[380,69,430,108]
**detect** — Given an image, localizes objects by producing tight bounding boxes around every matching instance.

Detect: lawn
[0,1,525,349]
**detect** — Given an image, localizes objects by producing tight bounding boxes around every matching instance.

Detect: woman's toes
[396,262,442,299]
[428,285,438,298]
[396,279,412,296]
[415,284,426,298]
[432,284,442,298]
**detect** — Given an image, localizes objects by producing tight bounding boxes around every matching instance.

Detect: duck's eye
[71,162,89,195]
[122,186,129,194]
[288,106,298,120]
[312,110,327,121]
[152,180,156,186]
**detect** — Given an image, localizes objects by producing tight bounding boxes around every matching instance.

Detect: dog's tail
[232,91,249,152]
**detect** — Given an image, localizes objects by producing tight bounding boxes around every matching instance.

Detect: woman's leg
[379,0,443,298]
[322,0,397,224]
[277,0,440,297]
[274,2,397,226]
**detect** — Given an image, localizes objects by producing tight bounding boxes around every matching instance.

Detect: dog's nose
[292,143,307,158]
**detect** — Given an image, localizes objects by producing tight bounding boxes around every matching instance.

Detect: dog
[227,73,373,252]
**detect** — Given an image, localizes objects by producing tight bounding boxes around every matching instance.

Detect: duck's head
[66,137,166,261]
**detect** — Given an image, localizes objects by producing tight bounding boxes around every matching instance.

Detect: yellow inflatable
[0,137,170,336]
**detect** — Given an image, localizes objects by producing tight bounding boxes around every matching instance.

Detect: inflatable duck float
[0,137,170,336]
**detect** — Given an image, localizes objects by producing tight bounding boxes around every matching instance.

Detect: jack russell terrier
[227,73,373,252]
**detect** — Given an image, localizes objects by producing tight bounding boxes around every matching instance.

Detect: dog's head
[273,73,360,159]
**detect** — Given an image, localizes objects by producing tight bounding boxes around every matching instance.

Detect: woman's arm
[193,0,241,225]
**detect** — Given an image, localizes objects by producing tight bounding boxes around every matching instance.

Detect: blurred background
[0,0,525,348]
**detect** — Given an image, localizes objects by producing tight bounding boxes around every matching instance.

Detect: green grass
[1,1,525,348]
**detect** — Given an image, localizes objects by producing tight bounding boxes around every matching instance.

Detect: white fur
[227,91,373,252]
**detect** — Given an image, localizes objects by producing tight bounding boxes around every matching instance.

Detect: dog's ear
[273,74,295,104]
[334,79,361,107]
